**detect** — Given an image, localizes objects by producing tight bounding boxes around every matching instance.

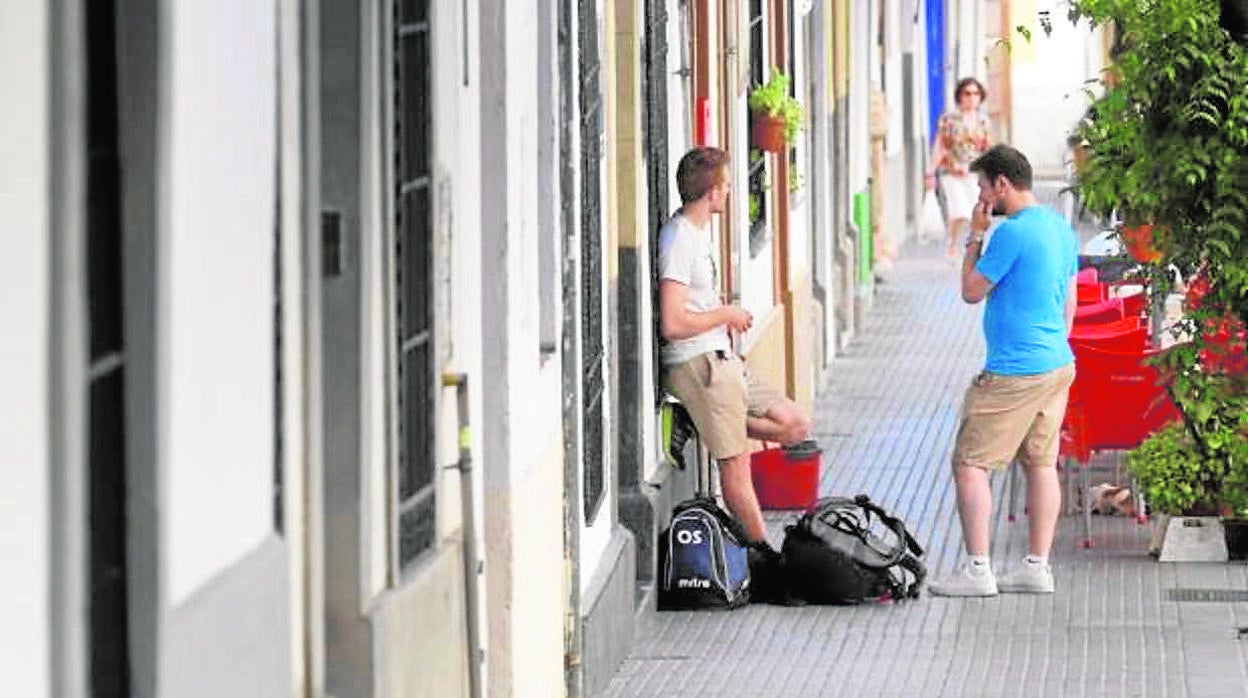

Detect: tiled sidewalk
[605,227,1248,697]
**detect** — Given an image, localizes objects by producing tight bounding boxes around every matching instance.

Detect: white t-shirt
[657,214,731,366]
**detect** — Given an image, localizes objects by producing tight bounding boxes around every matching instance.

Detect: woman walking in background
[926,77,994,259]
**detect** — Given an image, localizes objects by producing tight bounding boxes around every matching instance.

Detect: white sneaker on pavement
[997,560,1055,593]
[928,561,998,597]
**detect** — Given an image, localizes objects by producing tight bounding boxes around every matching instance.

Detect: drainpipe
[442,373,483,698]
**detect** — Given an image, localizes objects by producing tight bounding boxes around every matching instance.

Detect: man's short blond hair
[676,147,730,204]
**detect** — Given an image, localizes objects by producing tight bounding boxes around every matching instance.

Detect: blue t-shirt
[974,206,1078,375]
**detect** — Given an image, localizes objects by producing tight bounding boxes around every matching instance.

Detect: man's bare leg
[719,452,767,543]
[929,463,1000,596]
[1024,464,1061,557]
[954,464,993,556]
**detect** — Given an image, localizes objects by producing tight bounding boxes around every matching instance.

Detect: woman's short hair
[954,77,987,103]
[676,147,730,203]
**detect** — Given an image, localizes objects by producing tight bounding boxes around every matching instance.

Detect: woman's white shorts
[940,172,981,222]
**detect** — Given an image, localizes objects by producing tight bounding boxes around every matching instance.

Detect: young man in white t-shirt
[658,147,812,547]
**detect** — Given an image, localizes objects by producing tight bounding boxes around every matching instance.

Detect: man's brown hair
[676,147,730,204]
[970,144,1033,190]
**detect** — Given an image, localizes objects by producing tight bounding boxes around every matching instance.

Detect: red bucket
[750,440,821,511]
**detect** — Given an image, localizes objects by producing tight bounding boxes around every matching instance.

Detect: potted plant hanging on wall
[1120,222,1164,264]
[748,72,804,154]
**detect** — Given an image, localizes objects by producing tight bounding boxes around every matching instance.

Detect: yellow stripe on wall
[1011,0,1039,64]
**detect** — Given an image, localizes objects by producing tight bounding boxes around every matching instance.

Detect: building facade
[3,1,1028,696]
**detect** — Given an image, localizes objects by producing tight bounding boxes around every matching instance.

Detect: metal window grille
[274,175,284,533]
[394,0,437,567]
[643,0,670,406]
[747,0,769,257]
[559,0,583,518]
[579,0,606,522]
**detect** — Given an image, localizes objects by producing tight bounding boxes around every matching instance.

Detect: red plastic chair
[1074,297,1125,325]
[1004,318,1145,525]
[1064,344,1182,547]
[1069,316,1149,352]
[1076,282,1108,305]
[1120,291,1147,318]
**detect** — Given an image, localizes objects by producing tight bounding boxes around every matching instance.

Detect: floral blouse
[936,111,993,170]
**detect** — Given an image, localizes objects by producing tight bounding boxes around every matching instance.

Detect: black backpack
[780,495,926,605]
[656,497,752,610]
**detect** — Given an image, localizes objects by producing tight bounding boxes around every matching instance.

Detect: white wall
[954,0,983,81]
[0,3,52,696]
[499,2,564,495]
[788,2,815,282]
[444,0,489,682]
[849,4,871,194]
[163,0,277,605]
[883,0,905,158]
[1010,2,1099,175]
[476,2,567,693]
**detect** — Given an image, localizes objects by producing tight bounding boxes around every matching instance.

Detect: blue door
[924,0,946,142]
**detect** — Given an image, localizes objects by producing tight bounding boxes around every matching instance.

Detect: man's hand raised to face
[971,199,992,236]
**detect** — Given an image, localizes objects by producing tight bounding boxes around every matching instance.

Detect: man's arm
[926,124,951,188]
[658,279,751,341]
[1064,275,1078,334]
[961,201,995,304]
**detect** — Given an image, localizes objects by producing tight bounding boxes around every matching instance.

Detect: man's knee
[774,401,812,443]
[794,413,812,441]
[951,461,992,481]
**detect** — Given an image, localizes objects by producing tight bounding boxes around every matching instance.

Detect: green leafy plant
[748,72,805,143]
[748,193,761,223]
[1127,424,1227,516]
[1068,0,1248,514]
[1069,0,1248,516]
[789,168,804,194]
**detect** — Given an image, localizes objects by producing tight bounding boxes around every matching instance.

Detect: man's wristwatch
[965,233,985,248]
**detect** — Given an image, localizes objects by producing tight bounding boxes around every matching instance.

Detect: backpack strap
[892,551,927,599]
[812,497,910,569]
[852,494,925,558]
[675,496,753,546]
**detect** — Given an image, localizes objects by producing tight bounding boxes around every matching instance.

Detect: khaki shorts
[662,352,786,460]
[952,363,1076,471]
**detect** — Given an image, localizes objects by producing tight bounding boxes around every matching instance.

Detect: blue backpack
[657,497,751,610]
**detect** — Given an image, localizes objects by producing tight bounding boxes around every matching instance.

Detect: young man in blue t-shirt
[929,145,1079,597]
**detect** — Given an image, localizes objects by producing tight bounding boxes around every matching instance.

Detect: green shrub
[748,72,805,143]
[1070,0,1248,515]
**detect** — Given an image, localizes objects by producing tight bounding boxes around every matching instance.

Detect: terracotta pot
[751,113,787,153]
[1121,224,1162,263]
[1071,144,1091,176]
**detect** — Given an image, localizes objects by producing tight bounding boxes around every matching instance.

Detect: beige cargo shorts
[662,351,785,460]
[952,363,1076,471]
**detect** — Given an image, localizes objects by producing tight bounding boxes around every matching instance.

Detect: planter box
[1156,515,1229,562]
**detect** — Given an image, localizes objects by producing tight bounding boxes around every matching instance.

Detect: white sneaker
[997,561,1055,593]
[928,562,998,597]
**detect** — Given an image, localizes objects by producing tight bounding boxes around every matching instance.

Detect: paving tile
[604,207,1248,698]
